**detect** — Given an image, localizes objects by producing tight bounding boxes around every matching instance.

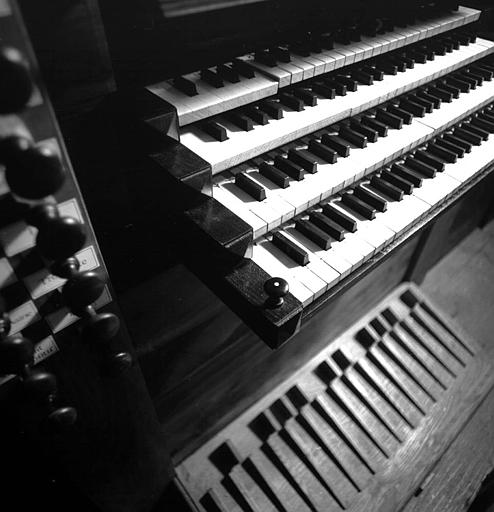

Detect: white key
[412,172,460,206]
[252,239,327,303]
[181,40,493,174]
[281,228,340,288]
[251,241,314,305]
[148,71,278,126]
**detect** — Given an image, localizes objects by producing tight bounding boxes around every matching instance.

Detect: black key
[335,75,358,92]
[391,163,423,187]
[386,56,407,72]
[274,155,304,181]
[312,82,336,99]
[200,69,224,88]
[244,106,268,125]
[361,116,388,137]
[387,105,413,124]
[370,176,403,201]
[292,88,318,107]
[259,162,289,188]
[272,231,309,266]
[428,142,457,163]
[416,90,441,109]
[429,41,446,56]
[288,149,318,173]
[323,79,347,96]
[309,212,346,240]
[456,33,471,45]
[235,173,266,201]
[404,156,436,178]
[291,43,311,57]
[443,133,472,153]
[408,94,434,113]
[318,34,334,50]
[400,56,415,69]
[376,109,403,129]
[272,46,291,63]
[295,219,332,250]
[414,149,445,171]
[226,112,254,131]
[440,37,459,51]
[380,170,414,194]
[428,86,453,103]
[339,126,367,148]
[454,127,482,146]
[362,65,384,81]
[436,82,460,98]
[321,133,351,157]
[377,60,398,75]
[445,77,470,93]
[173,76,198,96]
[216,64,240,83]
[473,116,494,133]
[481,110,494,123]
[308,140,338,163]
[255,50,277,67]
[232,59,256,78]
[279,92,304,111]
[458,71,480,88]
[341,193,376,219]
[351,69,374,85]
[462,123,489,141]
[470,65,493,81]
[258,100,283,119]
[435,137,465,158]
[354,185,387,211]
[349,120,378,142]
[203,121,228,141]
[399,98,426,117]
[418,46,435,60]
[408,50,427,64]
[321,203,357,232]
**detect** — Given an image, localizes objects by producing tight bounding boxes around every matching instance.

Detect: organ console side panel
[0,2,172,511]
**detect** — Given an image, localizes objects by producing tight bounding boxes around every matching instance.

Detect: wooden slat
[176,283,493,512]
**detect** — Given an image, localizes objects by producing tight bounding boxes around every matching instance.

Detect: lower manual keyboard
[250,102,494,306]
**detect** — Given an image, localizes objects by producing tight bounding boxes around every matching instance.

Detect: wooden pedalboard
[175,283,493,512]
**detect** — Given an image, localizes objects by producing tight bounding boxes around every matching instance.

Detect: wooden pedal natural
[175,283,493,512]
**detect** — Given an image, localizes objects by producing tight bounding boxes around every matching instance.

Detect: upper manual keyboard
[148,6,479,126]
[181,31,494,174]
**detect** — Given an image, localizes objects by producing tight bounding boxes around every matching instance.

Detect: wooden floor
[403,220,494,512]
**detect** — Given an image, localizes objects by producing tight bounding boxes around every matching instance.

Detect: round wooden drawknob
[0,313,11,339]
[0,335,34,375]
[62,271,105,313]
[51,257,80,279]
[23,370,57,401]
[36,216,86,261]
[82,312,120,344]
[264,277,289,308]
[0,45,33,113]
[5,143,65,199]
[25,203,59,229]
[107,352,133,376]
[47,407,77,429]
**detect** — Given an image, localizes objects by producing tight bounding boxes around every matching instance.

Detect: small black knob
[23,370,57,401]
[25,203,59,228]
[107,352,133,376]
[62,271,105,312]
[51,257,80,279]
[82,312,120,344]
[0,335,34,374]
[5,143,65,199]
[47,407,77,429]
[264,277,289,308]
[36,216,86,261]
[0,45,33,113]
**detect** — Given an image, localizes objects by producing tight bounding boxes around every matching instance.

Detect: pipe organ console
[1,0,494,511]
